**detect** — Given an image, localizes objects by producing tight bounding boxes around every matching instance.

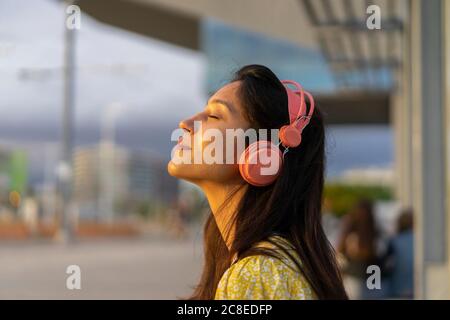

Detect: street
[0,236,203,299]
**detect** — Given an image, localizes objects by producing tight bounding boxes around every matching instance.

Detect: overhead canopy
[78,0,407,90]
[77,0,317,51]
[299,0,408,91]
[315,91,390,124]
[76,0,401,124]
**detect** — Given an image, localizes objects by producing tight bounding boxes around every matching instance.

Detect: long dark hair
[189,64,348,300]
[339,199,378,265]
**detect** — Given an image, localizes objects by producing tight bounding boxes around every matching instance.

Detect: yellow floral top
[215,235,317,300]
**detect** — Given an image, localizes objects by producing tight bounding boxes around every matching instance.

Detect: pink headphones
[238,80,315,187]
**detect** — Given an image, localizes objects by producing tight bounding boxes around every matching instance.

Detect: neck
[198,180,247,251]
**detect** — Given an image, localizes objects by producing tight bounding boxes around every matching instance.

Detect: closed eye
[208,115,219,119]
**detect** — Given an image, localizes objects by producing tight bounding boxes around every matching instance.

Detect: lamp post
[55,0,78,242]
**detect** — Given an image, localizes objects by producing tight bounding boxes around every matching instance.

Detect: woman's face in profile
[167,81,251,185]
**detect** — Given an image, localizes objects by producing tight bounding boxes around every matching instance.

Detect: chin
[167,160,197,182]
[167,160,181,178]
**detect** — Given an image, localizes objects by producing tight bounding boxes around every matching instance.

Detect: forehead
[211,81,249,125]
[211,81,244,114]
[211,81,241,104]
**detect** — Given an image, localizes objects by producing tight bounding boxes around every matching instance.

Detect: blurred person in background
[337,199,389,299]
[168,65,348,300]
[383,208,414,299]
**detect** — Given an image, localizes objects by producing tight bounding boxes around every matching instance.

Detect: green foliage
[324,183,393,217]
[137,201,151,218]
[9,151,28,194]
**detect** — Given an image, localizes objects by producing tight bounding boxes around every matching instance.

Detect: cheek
[200,130,244,165]
[202,120,251,162]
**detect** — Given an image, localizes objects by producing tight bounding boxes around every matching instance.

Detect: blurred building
[0,149,10,195]
[339,167,394,187]
[73,142,178,220]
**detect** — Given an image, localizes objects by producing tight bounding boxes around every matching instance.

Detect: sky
[0,0,393,186]
[0,0,206,144]
[0,0,207,184]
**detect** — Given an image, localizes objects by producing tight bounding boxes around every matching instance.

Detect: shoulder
[215,254,316,300]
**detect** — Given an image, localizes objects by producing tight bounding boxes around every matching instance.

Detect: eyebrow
[208,98,235,114]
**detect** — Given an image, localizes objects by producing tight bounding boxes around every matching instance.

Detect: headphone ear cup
[238,141,283,187]
[279,125,302,148]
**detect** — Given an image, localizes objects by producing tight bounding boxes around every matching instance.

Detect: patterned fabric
[214,235,317,300]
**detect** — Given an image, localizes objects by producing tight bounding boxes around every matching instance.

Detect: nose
[179,112,203,134]
[179,119,192,134]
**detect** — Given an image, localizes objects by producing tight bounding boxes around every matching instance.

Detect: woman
[337,199,383,299]
[168,64,348,300]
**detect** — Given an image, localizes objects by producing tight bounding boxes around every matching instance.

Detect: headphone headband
[281,80,315,132]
